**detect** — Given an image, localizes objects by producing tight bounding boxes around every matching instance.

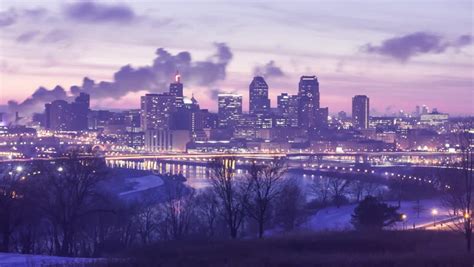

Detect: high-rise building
[249,76,271,129]
[218,93,242,128]
[45,100,70,131]
[140,93,176,131]
[169,71,184,109]
[70,93,90,131]
[44,93,90,131]
[277,93,299,127]
[249,76,270,115]
[171,96,204,132]
[298,75,319,128]
[352,95,369,129]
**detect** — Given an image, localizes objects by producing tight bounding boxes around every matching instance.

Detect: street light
[432,209,438,227]
[15,166,23,173]
[401,214,407,230]
[57,167,64,172]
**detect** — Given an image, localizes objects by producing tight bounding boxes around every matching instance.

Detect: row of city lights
[130,157,452,190]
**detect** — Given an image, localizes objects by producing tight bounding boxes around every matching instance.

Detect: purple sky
[0,0,473,116]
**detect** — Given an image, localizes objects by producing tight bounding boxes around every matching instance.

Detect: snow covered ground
[119,174,164,196]
[0,252,105,266]
[303,198,454,231]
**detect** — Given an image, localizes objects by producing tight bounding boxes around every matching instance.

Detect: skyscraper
[171,95,204,132]
[140,93,176,131]
[277,93,299,127]
[249,76,270,116]
[45,100,70,131]
[169,71,184,109]
[70,93,90,131]
[298,75,319,128]
[44,93,90,131]
[352,95,370,129]
[218,93,242,128]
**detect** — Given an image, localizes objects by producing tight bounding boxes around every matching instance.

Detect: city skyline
[0,2,473,264]
[0,0,473,116]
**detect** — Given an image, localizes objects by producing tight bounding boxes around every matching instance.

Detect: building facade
[352,95,370,129]
[140,93,176,131]
[298,76,319,128]
[218,93,242,128]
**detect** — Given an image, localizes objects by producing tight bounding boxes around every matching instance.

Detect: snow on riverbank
[304,198,453,231]
[119,175,164,196]
[0,252,105,266]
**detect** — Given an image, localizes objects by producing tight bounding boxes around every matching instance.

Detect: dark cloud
[64,1,136,23]
[9,43,233,115]
[16,30,41,43]
[253,60,285,78]
[8,86,68,115]
[0,9,17,27]
[74,42,232,98]
[362,32,473,62]
[455,34,472,47]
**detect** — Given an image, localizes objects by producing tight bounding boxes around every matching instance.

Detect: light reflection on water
[106,159,322,190]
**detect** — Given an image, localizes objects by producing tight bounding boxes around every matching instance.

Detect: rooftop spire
[175,70,181,83]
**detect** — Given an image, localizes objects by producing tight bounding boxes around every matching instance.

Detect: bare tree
[34,153,110,256]
[0,164,33,252]
[194,188,220,238]
[274,179,307,231]
[329,177,351,208]
[134,193,160,245]
[208,157,250,239]
[245,158,287,238]
[440,125,473,251]
[309,176,331,206]
[159,182,196,241]
[454,127,473,251]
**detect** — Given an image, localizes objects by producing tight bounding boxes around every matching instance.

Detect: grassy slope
[125,231,473,267]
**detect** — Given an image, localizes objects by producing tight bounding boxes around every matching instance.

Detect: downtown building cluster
[138,74,336,152]
[0,72,459,159]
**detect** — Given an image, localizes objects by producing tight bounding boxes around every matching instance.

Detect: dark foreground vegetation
[121,231,473,267]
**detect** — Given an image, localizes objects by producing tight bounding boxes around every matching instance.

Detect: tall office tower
[218,93,242,128]
[169,71,184,108]
[70,93,90,131]
[249,76,271,129]
[277,93,299,127]
[172,95,204,132]
[298,75,319,128]
[249,76,270,115]
[44,93,90,131]
[352,95,370,129]
[45,100,70,131]
[140,93,176,131]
